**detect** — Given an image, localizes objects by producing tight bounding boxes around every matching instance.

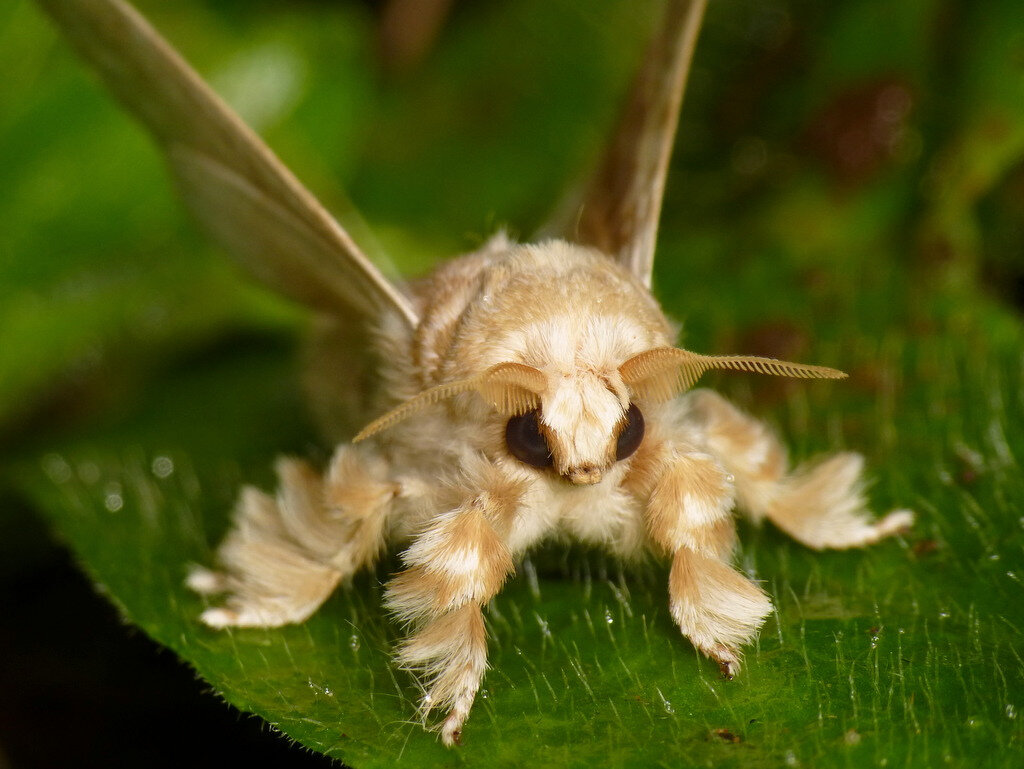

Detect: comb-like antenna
[354,362,547,442]
[556,0,708,286]
[620,347,847,403]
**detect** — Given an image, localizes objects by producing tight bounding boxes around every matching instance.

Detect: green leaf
[14,320,1024,767]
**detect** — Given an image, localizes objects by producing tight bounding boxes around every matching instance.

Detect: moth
[40,0,914,747]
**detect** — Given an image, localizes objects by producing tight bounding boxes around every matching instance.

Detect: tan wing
[551,0,707,287]
[37,0,418,330]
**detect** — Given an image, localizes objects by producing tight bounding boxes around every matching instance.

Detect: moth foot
[441,720,463,747]
[874,509,915,539]
[199,607,240,628]
[185,565,228,594]
[199,605,300,629]
[438,703,470,747]
[705,643,740,679]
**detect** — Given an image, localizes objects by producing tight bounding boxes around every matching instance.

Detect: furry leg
[386,487,519,746]
[634,441,772,675]
[187,446,396,627]
[685,389,913,550]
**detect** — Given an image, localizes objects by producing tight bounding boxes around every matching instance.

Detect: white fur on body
[189,239,912,746]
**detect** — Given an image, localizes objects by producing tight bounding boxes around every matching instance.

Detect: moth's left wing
[36,0,419,330]
[547,0,707,288]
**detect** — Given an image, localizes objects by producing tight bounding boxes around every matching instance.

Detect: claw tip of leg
[185,567,224,594]
[440,726,462,747]
[879,509,915,536]
[200,608,236,628]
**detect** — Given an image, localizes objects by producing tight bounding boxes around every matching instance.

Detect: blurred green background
[1,0,1023,767]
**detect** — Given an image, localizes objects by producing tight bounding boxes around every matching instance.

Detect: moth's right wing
[37,0,419,331]
[546,0,708,289]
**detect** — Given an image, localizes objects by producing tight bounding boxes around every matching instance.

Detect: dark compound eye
[505,409,554,468]
[615,403,645,461]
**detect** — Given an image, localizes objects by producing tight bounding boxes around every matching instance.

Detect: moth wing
[37,0,419,330]
[545,0,708,288]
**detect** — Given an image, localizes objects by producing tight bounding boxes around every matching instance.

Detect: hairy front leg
[187,446,396,627]
[686,389,913,550]
[630,439,772,676]
[386,470,523,746]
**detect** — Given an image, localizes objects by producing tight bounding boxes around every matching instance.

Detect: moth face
[505,372,641,485]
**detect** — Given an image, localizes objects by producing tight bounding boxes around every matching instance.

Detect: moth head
[517,370,637,485]
[352,361,639,485]
[354,348,845,484]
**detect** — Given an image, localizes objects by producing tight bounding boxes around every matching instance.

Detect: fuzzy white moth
[39,0,913,746]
